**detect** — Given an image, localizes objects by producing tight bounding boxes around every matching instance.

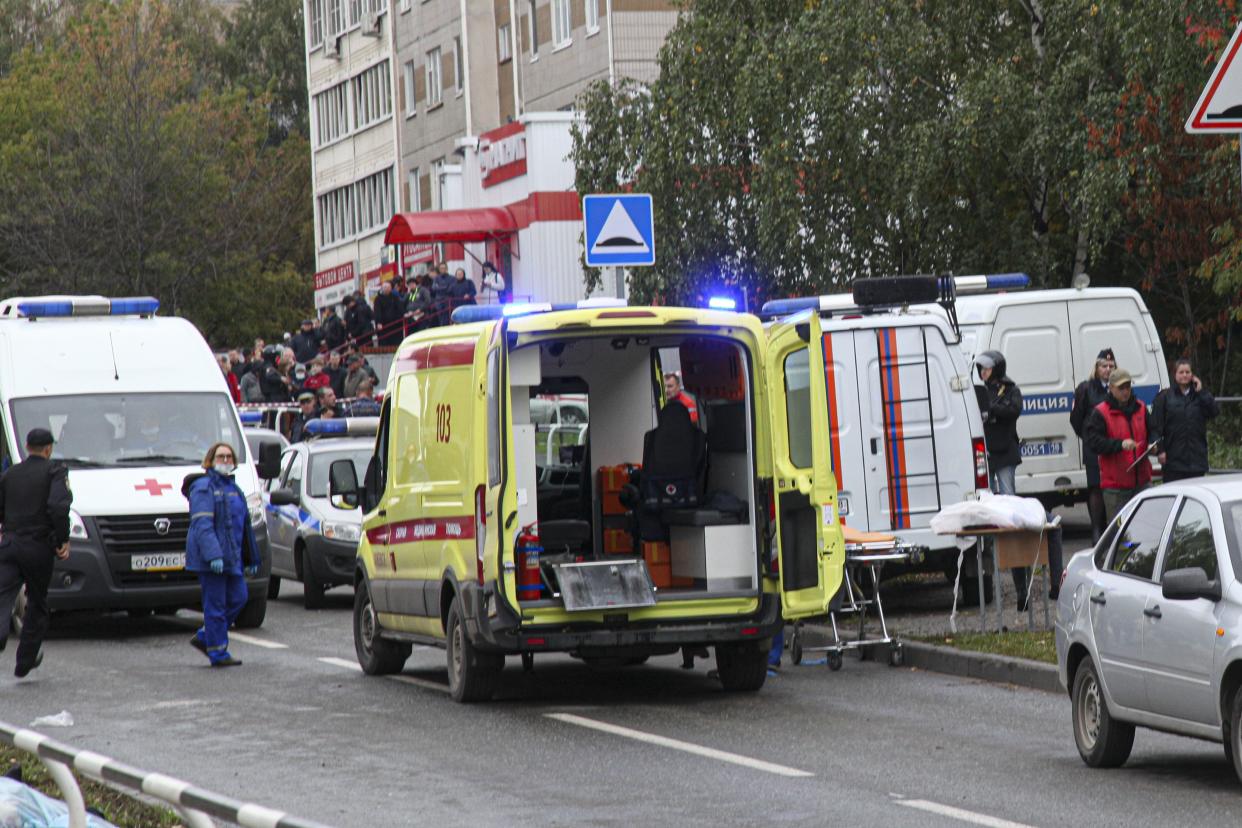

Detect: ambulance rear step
[551,559,657,612]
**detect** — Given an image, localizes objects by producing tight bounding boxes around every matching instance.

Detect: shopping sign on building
[313,262,356,309]
[583,194,656,267]
[1187,23,1242,132]
[479,122,527,188]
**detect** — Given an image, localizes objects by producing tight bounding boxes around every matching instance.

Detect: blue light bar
[760,297,821,316]
[985,273,1030,290]
[451,299,630,325]
[239,411,263,425]
[13,296,160,318]
[303,417,379,437]
[502,302,553,317]
[707,296,737,310]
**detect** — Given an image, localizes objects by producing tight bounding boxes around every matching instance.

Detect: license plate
[131,553,186,572]
[1021,440,1064,458]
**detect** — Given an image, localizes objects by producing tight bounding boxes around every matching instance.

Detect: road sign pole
[614,266,625,299]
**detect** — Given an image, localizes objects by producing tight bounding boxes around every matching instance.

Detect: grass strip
[1,745,181,827]
[917,630,1057,665]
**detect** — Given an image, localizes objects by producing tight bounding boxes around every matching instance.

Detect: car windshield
[307,448,372,498]
[10,393,245,467]
[1222,500,1242,581]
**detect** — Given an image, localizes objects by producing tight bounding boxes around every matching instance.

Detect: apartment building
[307,0,678,308]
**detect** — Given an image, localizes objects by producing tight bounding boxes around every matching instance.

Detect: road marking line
[896,799,1035,828]
[388,675,450,694]
[545,713,814,778]
[319,657,363,671]
[228,632,288,650]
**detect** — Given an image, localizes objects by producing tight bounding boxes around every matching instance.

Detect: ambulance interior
[508,333,759,601]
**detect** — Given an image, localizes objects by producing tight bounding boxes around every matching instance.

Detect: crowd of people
[345,260,506,347]
[217,333,381,413]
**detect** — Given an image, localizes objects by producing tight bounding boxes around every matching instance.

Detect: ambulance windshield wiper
[114,454,200,465]
[58,457,106,468]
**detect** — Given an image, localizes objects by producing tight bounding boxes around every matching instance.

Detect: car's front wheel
[1227,687,1242,784]
[353,581,410,675]
[1072,659,1134,767]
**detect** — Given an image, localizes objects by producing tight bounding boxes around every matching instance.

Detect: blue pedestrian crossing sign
[583,194,655,267]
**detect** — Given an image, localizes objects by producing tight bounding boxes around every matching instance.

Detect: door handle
[1090,593,1106,606]
[870,438,879,455]
[1144,605,1162,619]
[378,509,387,517]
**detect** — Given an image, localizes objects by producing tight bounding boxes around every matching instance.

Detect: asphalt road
[3,582,1241,828]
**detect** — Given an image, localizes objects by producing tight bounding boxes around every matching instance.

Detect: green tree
[0,0,312,346]
[220,0,310,139]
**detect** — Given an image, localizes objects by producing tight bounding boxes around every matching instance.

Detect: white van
[0,296,270,625]
[763,288,990,581]
[950,285,1168,504]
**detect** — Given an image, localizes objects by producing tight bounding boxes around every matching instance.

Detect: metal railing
[0,721,335,828]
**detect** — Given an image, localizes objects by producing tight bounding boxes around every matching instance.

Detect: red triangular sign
[1188,23,1242,132]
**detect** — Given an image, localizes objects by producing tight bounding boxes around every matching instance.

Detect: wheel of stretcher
[889,644,904,668]
[790,631,803,666]
[827,652,843,671]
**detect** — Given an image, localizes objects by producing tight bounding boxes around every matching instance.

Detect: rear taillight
[1058,570,1067,594]
[972,437,989,490]
[475,485,486,584]
[767,486,776,522]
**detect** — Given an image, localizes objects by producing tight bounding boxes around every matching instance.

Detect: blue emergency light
[239,411,263,425]
[707,296,738,310]
[760,273,1032,317]
[450,299,629,325]
[13,296,160,318]
[759,297,820,316]
[303,417,379,437]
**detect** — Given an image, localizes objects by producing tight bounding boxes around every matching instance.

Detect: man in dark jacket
[0,428,72,677]
[1086,368,1152,521]
[259,346,293,403]
[974,351,1023,495]
[1149,358,1219,482]
[289,319,322,364]
[344,293,374,345]
[1069,348,1116,542]
[372,280,406,346]
[320,306,347,351]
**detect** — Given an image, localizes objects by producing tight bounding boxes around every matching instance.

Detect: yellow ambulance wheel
[446,597,503,703]
[353,581,411,675]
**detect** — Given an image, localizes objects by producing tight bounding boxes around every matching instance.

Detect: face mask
[214,461,236,476]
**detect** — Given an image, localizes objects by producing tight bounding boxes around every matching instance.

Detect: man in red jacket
[1085,368,1153,523]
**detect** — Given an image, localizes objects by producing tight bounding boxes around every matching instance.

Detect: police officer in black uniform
[0,428,73,677]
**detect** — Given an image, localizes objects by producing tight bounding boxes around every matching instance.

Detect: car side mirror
[1162,567,1222,602]
[269,487,298,507]
[329,460,361,510]
[257,442,283,480]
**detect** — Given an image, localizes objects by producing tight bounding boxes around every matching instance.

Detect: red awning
[384,208,517,244]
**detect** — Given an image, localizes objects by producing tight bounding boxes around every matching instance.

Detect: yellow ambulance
[328,301,844,702]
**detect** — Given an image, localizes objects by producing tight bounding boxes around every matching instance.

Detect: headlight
[69,510,89,540]
[246,492,265,526]
[322,521,361,543]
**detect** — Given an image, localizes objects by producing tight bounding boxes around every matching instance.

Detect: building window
[352,60,392,130]
[407,167,420,212]
[551,0,571,47]
[349,0,360,26]
[318,168,395,248]
[400,0,410,10]
[430,158,444,210]
[453,36,464,95]
[403,60,417,117]
[314,81,349,146]
[425,47,442,107]
[308,0,324,48]
[585,0,598,32]
[497,23,512,62]
[528,0,538,57]
[327,0,346,37]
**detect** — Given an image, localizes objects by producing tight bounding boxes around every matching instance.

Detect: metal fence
[0,720,336,828]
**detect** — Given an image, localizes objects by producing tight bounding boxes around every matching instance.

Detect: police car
[261,418,375,609]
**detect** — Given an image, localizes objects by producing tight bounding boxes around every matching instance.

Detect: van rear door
[766,314,841,619]
[1068,296,1165,407]
[483,322,519,603]
[991,301,1076,488]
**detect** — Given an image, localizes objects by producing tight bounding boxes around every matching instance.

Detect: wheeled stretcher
[789,526,915,671]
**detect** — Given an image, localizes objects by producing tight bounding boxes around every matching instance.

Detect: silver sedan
[1056,475,1242,782]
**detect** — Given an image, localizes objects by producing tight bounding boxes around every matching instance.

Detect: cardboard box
[980,529,1049,570]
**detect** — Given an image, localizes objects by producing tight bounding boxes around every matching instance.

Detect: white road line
[228,632,288,650]
[545,713,814,778]
[896,799,1036,828]
[318,657,363,671]
[388,675,450,695]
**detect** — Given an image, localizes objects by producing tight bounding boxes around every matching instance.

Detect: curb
[900,640,1063,694]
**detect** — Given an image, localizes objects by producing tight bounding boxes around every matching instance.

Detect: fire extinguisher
[516,526,543,602]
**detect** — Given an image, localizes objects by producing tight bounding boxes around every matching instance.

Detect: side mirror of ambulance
[329,459,361,510]
[257,442,283,480]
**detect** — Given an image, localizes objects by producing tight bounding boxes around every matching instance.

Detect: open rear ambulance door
[482,320,520,609]
[766,314,842,619]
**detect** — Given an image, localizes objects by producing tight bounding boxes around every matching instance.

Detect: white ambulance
[0,296,270,625]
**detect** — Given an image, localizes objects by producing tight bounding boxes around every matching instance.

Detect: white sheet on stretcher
[930,492,1048,542]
